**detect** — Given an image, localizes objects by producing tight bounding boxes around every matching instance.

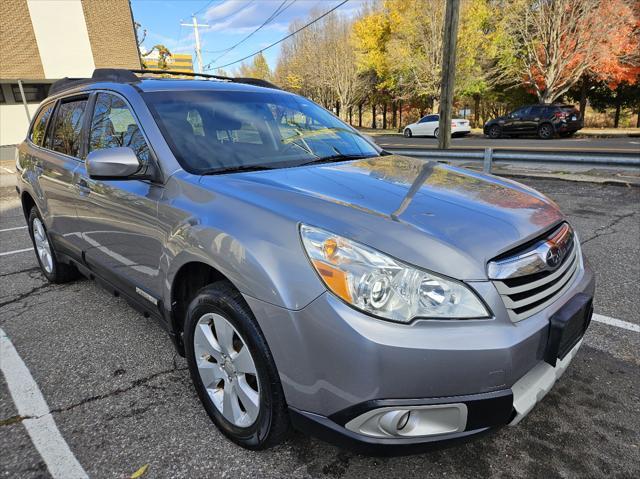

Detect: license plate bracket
[544,293,593,366]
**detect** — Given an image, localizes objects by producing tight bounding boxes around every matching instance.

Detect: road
[1,178,639,478]
[373,134,640,154]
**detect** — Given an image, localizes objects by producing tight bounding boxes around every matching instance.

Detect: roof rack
[49,68,280,96]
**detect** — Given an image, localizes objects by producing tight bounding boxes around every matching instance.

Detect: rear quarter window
[30,102,54,146]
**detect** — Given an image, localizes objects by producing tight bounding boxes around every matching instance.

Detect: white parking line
[592,313,640,333]
[0,225,27,233]
[0,327,88,479]
[0,247,33,257]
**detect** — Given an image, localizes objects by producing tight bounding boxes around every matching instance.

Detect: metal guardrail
[385,148,640,173]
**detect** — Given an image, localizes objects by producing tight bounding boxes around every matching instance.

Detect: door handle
[77,178,91,196]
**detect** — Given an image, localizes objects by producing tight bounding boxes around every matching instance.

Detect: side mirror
[86,147,141,180]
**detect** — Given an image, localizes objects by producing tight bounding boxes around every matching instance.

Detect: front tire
[184,281,289,450]
[403,128,412,138]
[28,207,78,283]
[487,124,501,139]
[434,127,439,139]
[538,123,554,139]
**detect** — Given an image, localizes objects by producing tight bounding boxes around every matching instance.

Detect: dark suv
[484,104,582,139]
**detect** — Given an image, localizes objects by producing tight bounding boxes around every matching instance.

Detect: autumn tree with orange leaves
[494,0,639,104]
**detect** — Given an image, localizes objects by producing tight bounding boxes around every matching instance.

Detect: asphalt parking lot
[1,176,639,479]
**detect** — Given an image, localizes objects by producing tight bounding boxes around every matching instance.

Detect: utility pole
[437,0,461,149]
[181,15,209,73]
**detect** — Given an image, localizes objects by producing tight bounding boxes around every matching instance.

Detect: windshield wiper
[296,153,375,167]
[202,164,278,175]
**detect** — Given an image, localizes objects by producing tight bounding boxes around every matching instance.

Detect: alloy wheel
[434,128,439,139]
[539,124,552,139]
[32,217,53,273]
[193,312,260,428]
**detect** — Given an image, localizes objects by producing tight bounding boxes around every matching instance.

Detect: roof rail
[130,69,280,90]
[49,68,280,96]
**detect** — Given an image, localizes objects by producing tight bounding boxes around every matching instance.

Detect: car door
[74,91,165,306]
[424,114,439,136]
[413,116,429,135]
[502,107,529,134]
[524,106,545,133]
[34,96,89,258]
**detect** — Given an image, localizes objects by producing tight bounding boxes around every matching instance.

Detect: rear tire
[433,128,439,139]
[403,128,412,138]
[184,281,290,450]
[27,207,78,283]
[487,125,501,139]
[538,123,554,139]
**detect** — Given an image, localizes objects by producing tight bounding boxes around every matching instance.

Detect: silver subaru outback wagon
[16,69,594,454]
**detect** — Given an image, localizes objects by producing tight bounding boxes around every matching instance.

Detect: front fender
[159,174,326,312]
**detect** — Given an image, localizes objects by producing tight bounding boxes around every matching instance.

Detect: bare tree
[276,11,361,119]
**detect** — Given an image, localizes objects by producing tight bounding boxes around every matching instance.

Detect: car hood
[199,155,563,280]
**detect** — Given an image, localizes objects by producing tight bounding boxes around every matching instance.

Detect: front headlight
[300,225,490,323]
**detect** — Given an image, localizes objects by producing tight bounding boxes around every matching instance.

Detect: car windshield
[143,89,380,174]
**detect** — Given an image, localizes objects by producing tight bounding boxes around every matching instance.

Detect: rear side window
[50,98,88,158]
[529,106,546,116]
[30,102,54,146]
[89,93,150,165]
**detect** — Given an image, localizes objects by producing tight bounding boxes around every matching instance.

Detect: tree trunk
[335,101,340,119]
[636,109,640,128]
[382,103,387,130]
[579,78,588,118]
[419,108,425,117]
[614,101,621,128]
[348,106,353,126]
[473,94,480,128]
[398,100,402,128]
[358,103,363,127]
[371,104,377,129]
[391,101,397,129]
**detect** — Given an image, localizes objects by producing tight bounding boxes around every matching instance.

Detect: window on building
[50,98,88,158]
[0,87,6,104]
[89,93,150,165]
[30,102,55,146]
[11,84,50,103]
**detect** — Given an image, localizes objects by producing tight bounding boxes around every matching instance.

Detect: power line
[208,0,294,65]
[204,0,349,71]
[192,0,220,18]
[201,0,258,53]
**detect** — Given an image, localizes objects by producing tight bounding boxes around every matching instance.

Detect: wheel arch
[169,260,236,337]
[21,190,36,221]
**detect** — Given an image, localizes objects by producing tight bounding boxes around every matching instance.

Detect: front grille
[491,227,582,322]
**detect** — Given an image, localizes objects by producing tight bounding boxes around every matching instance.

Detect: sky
[130,0,365,74]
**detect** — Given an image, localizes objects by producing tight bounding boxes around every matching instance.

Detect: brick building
[0,0,141,146]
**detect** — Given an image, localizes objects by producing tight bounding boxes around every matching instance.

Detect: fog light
[345,403,468,438]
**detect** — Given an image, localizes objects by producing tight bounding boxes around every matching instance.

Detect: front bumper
[244,258,594,452]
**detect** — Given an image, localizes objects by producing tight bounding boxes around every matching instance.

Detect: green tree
[237,52,272,81]
[587,79,640,128]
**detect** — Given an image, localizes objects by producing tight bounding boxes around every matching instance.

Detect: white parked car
[403,114,471,138]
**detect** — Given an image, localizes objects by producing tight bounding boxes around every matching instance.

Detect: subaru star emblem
[545,245,562,268]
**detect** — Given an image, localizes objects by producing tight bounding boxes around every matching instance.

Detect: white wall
[26,0,95,78]
[0,104,40,146]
